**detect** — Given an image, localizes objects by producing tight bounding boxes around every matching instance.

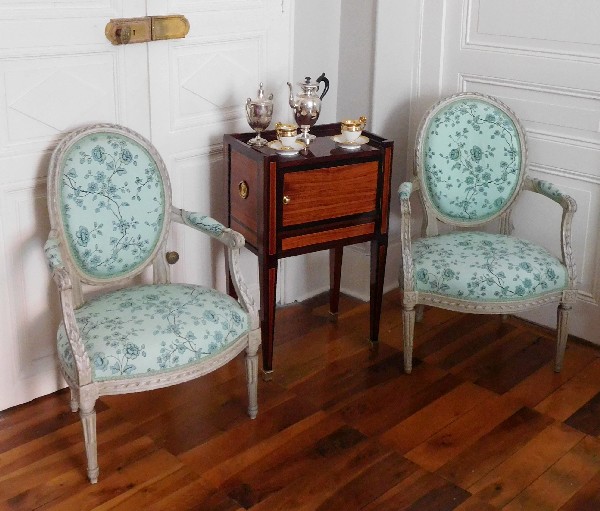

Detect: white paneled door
[0,0,291,411]
[412,0,600,343]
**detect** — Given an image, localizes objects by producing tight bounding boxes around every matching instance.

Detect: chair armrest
[171,207,258,328]
[44,235,72,291]
[172,207,244,249]
[524,177,577,285]
[526,177,576,210]
[44,233,93,386]
[398,180,417,292]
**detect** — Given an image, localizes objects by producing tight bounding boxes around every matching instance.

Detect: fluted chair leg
[245,330,260,419]
[79,395,99,483]
[555,302,572,373]
[403,305,416,374]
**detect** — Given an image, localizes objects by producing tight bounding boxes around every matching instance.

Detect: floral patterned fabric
[422,98,522,222]
[57,284,249,382]
[182,211,225,238]
[59,132,165,279]
[410,231,567,301]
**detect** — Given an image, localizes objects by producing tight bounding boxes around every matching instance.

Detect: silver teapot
[287,72,329,144]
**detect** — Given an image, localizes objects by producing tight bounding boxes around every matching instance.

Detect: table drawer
[282,162,378,227]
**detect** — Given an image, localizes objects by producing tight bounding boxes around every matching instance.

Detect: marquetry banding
[268,161,277,255]
[281,223,374,251]
[381,147,393,233]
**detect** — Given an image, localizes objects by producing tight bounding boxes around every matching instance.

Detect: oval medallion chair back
[399,93,577,374]
[44,124,260,483]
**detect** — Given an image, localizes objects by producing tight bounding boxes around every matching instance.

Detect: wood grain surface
[1,289,599,510]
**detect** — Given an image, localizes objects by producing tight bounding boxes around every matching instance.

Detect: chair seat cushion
[411,231,568,301]
[57,284,249,382]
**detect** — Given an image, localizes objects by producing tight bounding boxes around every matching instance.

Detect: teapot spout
[286,81,295,108]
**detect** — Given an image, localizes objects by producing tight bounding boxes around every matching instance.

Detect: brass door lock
[106,15,189,45]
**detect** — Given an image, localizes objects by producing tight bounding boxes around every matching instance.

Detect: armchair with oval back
[399,93,577,374]
[44,124,260,483]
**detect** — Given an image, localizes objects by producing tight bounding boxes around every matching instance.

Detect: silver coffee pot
[287,72,329,144]
[245,82,273,147]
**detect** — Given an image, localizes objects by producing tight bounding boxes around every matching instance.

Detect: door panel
[0,0,291,410]
[0,0,150,410]
[282,163,378,226]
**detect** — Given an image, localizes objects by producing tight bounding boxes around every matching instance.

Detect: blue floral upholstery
[59,132,165,279]
[182,210,225,238]
[57,284,249,382]
[421,98,522,222]
[412,232,567,301]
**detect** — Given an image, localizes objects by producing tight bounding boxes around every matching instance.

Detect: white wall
[281,0,342,304]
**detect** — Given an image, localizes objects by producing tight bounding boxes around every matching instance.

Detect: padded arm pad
[174,207,244,249]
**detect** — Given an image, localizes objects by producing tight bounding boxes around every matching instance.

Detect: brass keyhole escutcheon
[282,195,291,205]
[238,181,249,199]
[166,251,180,265]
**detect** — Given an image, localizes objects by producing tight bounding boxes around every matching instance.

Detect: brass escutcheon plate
[238,181,249,199]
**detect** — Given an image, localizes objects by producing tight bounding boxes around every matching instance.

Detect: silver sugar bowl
[245,82,273,147]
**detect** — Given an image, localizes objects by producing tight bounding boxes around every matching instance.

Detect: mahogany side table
[223,123,393,379]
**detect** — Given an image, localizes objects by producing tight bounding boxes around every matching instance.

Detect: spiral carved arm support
[44,234,92,386]
[524,177,578,287]
[172,207,259,329]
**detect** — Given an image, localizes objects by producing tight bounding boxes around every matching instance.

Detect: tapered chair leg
[403,305,416,374]
[79,397,99,483]
[555,302,572,373]
[245,330,260,419]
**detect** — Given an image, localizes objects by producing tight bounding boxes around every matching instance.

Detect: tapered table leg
[259,257,277,380]
[370,240,387,344]
[329,246,343,319]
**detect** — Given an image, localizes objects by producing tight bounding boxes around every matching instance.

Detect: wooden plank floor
[1,289,600,510]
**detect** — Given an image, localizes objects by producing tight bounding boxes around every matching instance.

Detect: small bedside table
[223,123,393,379]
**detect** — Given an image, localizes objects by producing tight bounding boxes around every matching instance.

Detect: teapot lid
[298,76,320,90]
[247,82,273,105]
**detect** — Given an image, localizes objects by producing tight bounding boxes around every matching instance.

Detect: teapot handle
[316,72,329,100]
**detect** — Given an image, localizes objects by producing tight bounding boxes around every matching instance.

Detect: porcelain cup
[275,122,298,148]
[340,116,367,143]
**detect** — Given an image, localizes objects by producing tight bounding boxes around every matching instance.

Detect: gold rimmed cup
[275,122,298,148]
[340,115,367,143]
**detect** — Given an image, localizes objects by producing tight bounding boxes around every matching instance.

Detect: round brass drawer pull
[166,251,180,265]
[238,181,249,199]
[282,195,291,205]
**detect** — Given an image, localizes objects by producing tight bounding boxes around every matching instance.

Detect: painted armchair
[399,92,577,374]
[44,124,260,483]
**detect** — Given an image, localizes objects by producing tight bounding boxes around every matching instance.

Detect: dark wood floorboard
[1,289,600,510]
